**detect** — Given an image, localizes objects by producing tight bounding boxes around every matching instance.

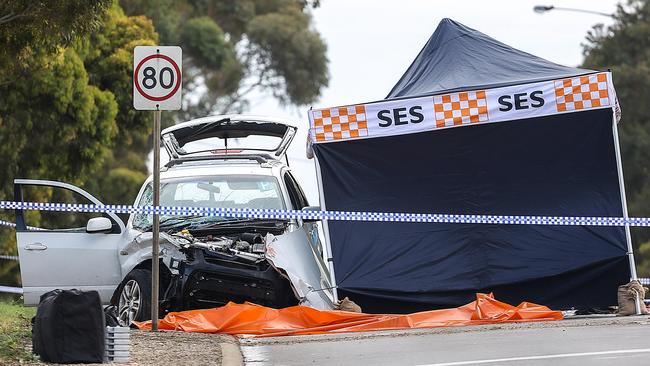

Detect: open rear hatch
[162,115,297,161]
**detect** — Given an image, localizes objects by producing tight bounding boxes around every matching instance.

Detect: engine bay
[172,229,270,264]
[155,226,299,312]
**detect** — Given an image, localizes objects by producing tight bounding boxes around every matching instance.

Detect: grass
[0,300,37,364]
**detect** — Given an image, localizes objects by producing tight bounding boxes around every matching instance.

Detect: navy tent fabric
[314,109,629,313]
[387,18,594,99]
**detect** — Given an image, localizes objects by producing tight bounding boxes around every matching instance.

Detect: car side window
[18,184,110,232]
[283,172,309,210]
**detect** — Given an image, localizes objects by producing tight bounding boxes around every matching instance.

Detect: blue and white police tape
[1,200,650,226]
[0,218,44,231]
[0,219,16,228]
[641,278,650,286]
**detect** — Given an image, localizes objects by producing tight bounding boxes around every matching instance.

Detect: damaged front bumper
[161,247,298,311]
[152,228,334,314]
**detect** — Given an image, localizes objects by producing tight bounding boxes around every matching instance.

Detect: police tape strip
[1,200,650,226]
[0,219,16,228]
[0,286,23,294]
[0,218,44,231]
[641,278,650,286]
[1,199,650,293]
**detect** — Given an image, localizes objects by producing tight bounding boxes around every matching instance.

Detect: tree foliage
[0,0,111,85]
[120,0,329,116]
[582,0,650,275]
[75,5,159,204]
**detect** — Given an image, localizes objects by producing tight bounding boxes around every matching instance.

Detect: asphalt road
[240,316,650,366]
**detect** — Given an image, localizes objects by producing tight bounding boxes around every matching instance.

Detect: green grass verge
[0,300,37,363]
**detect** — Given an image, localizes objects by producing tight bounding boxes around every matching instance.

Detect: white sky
[246,0,621,204]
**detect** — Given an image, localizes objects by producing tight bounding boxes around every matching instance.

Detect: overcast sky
[232,1,622,204]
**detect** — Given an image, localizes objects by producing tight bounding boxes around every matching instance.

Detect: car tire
[117,269,152,326]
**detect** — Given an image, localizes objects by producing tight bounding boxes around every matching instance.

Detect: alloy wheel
[118,279,141,326]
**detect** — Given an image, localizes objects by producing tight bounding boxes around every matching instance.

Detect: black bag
[32,289,105,363]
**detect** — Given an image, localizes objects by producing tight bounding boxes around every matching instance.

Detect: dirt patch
[3,327,238,366]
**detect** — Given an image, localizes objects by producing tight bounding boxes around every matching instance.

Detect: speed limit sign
[133,45,183,332]
[133,46,182,110]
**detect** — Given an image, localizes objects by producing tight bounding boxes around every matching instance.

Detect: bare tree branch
[0,3,35,25]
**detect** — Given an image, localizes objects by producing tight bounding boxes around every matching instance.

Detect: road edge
[220,338,244,366]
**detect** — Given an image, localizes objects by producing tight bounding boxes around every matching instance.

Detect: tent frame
[314,153,340,303]
[612,112,642,313]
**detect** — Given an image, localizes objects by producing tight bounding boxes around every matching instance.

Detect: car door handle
[24,243,47,251]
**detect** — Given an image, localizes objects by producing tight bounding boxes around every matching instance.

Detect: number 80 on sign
[133,46,182,110]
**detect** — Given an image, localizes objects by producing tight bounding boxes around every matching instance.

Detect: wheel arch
[110,259,172,305]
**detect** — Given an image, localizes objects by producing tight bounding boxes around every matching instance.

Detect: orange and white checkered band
[433,91,489,127]
[312,105,368,142]
[555,73,609,112]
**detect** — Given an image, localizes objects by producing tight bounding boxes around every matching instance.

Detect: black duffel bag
[32,289,105,363]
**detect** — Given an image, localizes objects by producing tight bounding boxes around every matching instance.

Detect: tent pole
[611,116,642,314]
[313,152,339,304]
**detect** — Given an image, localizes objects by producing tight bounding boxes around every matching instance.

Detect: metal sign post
[151,109,161,330]
[133,46,182,331]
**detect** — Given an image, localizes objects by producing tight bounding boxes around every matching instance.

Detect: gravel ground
[127,329,236,366]
[10,330,238,366]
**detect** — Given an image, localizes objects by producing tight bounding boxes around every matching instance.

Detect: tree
[120,0,329,117]
[0,1,157,287]
[582,0,650,275]
[74,4,159,205]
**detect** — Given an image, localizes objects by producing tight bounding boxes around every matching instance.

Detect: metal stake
[151,108,161,331]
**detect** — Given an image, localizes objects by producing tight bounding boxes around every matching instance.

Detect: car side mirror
[86,217,113,233]
[301,206,321,223]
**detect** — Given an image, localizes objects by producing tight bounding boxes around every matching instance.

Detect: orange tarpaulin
[134,293,562,337]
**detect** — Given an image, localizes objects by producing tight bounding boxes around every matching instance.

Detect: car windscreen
[133,175,284,230]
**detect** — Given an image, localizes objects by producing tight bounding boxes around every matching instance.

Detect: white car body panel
[15,180,126,305]
[266,230,333,309]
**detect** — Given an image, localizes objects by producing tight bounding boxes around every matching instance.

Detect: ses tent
[308,19,635,313]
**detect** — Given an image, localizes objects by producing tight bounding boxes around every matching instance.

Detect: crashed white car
[15,115,333,326]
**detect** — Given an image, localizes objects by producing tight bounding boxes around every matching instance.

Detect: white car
[15,115,334,326]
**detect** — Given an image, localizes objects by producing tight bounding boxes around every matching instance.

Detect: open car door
[14,179,126,305]
[161,115,297,163]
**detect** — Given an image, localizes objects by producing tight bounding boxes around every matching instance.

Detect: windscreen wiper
[140,215,204,232]
[192,218,287,230]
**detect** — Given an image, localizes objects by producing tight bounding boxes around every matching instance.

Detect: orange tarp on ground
[134,293,562,337]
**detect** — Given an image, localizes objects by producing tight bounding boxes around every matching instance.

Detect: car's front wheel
[117,269,152,326]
